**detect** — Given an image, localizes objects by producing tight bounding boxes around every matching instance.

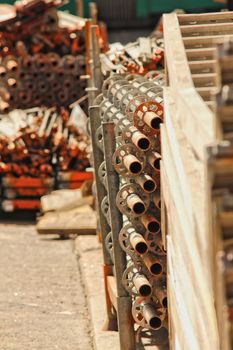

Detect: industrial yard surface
[0,223,94,350]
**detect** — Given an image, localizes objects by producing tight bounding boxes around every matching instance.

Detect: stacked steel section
[0,0,87,112]
[90,65,168,346]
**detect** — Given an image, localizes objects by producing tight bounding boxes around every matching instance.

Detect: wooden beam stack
[162,11,233,350]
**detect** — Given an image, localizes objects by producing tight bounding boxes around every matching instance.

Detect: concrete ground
[0,223,94,350]
[0,222,168,350]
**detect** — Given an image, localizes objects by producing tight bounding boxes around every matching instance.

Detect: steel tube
[129,231,148,255]
[137,174,157,193]
[143,252,163,276]
[143,111,162,130]
[148,151,161,172]
[143,303,163,330]
[126,193,146,215]
[123,154,142,175]
[133,273,152,297]
[131,127,151,151]
[141,214,160,233]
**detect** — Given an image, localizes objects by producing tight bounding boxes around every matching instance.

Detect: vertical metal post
[102,121,136,350]
[91,24,103,92]
[89,2,98,23]
[89,106,112,266]
[89,105,117,330]
[76,0,84,17]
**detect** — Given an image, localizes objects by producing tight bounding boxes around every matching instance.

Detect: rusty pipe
[0,99,10,113]
[143,111,162,131]
[143,252,163,276]
[143,302,163,330]
[153,194,161,210]
[141,213,160,233]
[133,273,152,297]
[148,151,161,173]
[130,126,151,151]
[137,174,157,193]
[155,283,167,308]
[0,66,7,78]
[123,154,142,175]
[129,231,148,255]
[6,59,18,72]
[126,193,146,215]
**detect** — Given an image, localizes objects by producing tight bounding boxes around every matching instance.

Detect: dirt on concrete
[0,223,94,350]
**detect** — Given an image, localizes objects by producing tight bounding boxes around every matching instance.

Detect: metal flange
[113,84,133,110]
[134,100,163,137]
[116,183,150,218]
[102,74,123,98]
[95,125,104,151]
[112,143,146,177]
[132,298,166,330]
[122,263,152,297]
[98,161,107,189]
[107,79,128,104]
[125,94,148,119]
[101,196,110,225]
[105,231,114,262]
[119,88,143,114]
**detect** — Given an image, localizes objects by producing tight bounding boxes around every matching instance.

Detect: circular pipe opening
[151,117,162,130]
[129,161,142,174]
[162,297,168,308]
[153,159,160,170]
[144,180,156,193]
[149,317,162,330]
[135,241,148,255]
[150,262,162,275]
[148,221,160,233]
[133,202,145,215]
[138,138,150,150]
[139,284,152,297]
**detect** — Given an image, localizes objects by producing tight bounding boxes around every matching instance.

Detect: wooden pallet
[162,11,233,350]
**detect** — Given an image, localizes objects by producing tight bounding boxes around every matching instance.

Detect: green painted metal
[60,1,77,15]
[136,0,225,17]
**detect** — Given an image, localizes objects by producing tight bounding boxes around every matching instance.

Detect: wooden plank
[189,60,217,73]
[183,34,233,48]
[192,72,219,87]
[107,276,117,311]
[163,15,216,159]
[186,47,216,60]
[36,205,97,235]
[178,11,233,25]
[180,22,233,37]
[161,127,219,349]
[163,88,212,267]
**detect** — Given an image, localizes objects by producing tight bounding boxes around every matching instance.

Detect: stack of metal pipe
[0,107,90,178]
[100,37,164,76]
[0,0,87,113]
[93,70,168,346]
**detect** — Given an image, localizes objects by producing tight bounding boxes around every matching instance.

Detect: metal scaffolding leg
[102,121,136,350]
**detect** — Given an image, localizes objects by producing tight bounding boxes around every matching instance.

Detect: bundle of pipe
[100,37,164,76]
[0,107,90,177]
[0,0,87,113]
[97,71,168,343]
[0,53,86,113]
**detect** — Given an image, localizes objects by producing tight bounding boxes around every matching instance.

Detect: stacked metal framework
[87,24,168,349]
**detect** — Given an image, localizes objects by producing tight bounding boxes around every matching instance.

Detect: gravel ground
[0,223,94,350]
